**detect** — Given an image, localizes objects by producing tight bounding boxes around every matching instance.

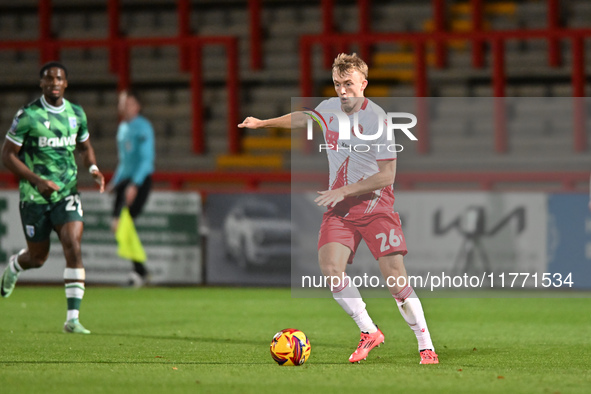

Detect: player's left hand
[91,169,105,193]
[315,189,346,208]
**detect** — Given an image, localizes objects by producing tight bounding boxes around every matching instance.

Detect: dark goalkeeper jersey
[5,96,90,204]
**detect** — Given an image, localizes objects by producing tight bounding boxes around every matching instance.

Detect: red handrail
[107,0,120,73]
[492,40,507,153]
[0,169,587,193]
[414,41,428,98]
[414,42,429,154]
[357,0,371,63]
[320,0,373,68]
[116,40,130,93]
[190,44,203,154]
[113,171,591,192]
[227,38,241,154]
[39,0,57,62]
[321,0,335,69]
[0,173,19,188]
[5,2,590,159]
[572,36,586,152]
[249,0,263,70]
[178,0,192,72]
[300,28,590,155]
[396,171,589,192]
[471,0,485,68]
[301,0,589,155]
[0,2,241,156]
[548,0,562,67]
[432,0,447,68]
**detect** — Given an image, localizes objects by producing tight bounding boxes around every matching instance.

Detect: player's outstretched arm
[76,139,105,193]
[238,112,308,130]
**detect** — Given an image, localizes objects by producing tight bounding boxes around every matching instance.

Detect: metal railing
[300,0,590,154]
[0,0,241,154]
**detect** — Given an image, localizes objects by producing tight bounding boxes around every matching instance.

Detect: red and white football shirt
[309,97,396,217]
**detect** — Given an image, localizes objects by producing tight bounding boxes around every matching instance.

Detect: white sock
[9,251,24,274]
[393,285,434,351]
[67,309,80,321]
[332,275,377,333]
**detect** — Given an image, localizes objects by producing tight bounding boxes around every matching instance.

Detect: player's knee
[319,258,345,278]
[61,241,81,257]
[378,253,406,277]
[59,232,81,251]
[27,253,48,268]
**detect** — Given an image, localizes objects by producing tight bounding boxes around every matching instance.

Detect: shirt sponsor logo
[38,134,77,148]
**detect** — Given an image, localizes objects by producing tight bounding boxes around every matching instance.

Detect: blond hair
[332,53,368,80]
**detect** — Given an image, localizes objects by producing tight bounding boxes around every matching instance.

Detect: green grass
[0,287,590,393]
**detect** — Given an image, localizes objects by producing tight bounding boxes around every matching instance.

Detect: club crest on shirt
[44,121,50,129]
[26,225,35,238]
[69,117,77,129]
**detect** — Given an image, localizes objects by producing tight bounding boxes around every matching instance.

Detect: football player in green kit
[1,61,105,334]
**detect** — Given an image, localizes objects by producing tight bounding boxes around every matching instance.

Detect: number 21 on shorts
[376,229,403,252]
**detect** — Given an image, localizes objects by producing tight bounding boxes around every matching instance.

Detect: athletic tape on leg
[64,268,86,281]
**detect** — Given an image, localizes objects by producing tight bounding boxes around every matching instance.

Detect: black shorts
[112,176,152,219]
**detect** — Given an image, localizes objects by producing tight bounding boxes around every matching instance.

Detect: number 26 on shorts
[375,229,403,252]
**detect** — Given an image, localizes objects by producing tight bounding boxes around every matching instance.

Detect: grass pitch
[0,286,589,394]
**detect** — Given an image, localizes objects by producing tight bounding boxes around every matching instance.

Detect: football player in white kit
[238,53,438,365]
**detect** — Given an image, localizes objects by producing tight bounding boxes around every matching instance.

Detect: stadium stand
[0,0,589,191]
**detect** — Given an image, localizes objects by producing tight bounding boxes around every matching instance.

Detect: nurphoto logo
[305,110,418,153]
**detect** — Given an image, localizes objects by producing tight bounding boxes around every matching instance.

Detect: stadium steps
[363,85,391,97]
[2,0,591,176]
[215,153,284,170]
[423,20,492,50]
[242,136,300,152]
[321,84,395,98]
[373,52,437,67]
[369,0,518,87]
[450,2,517,16]
[368,68,415,83]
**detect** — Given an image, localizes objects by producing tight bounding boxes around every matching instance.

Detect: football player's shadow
[93,332,345,350]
